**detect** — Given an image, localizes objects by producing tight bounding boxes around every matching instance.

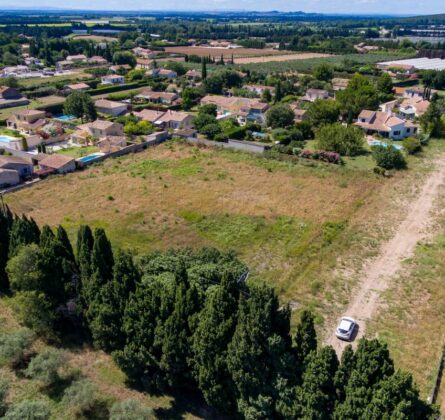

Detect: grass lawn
[56,146,100,158]
[20,71,94,88]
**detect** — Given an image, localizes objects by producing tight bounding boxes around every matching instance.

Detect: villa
[95,99,128,116]
[354,110,419,140]
[0,169,20,188]
[97,136,127,153]
[39,154,76,174]
[101,74,125,85]
[72,120,124,144]
[7,110,46,134]
[134,109,167,123]
[302,89,330,102]
[0,155,33,178]
[155,110,194,129]
[135,90,179,106]
[149,68,178,79]
[200,95,269,124]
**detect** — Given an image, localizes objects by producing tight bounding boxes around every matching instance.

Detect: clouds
[0,0,443,14]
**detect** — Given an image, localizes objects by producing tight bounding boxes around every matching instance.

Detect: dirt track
[325,155,445,355]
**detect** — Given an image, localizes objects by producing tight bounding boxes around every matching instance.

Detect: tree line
[0,204,438,419]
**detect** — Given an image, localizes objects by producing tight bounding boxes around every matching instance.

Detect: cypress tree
[191,272,239,411]
[8,216,40,258]
[56,226,75,264]
[91,228,114,284]
[201,58,207,80]
[294,310,317,366]
[334,345,355,402]
[40,225,55,249]
[76,225,94,281]
[275,80,283,103]
[0,204,13,291]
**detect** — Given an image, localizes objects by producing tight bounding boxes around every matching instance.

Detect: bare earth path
[325,155,445,355]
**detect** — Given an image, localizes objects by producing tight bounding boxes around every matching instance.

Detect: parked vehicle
[335,317,357,341]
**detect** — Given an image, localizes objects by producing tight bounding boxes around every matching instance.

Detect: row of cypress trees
[0,203,438,419]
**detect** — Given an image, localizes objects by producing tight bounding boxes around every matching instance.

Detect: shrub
[200,123,222,140]
[300,149,313,159]
[318,151,341,164]
[266,103,295,129]
[62,379,97,415]
[25,348,66,386]
[0,379,9,416]
[372,145,407,170]
[316,123,364,156]
[402,137,422,155]
[3,400,50,420]
[0,329,34,368]
[109,399,156,420]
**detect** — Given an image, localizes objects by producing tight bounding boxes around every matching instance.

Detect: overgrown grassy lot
[4,139,445,414]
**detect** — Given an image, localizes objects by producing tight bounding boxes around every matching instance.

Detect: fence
[428,343,445,404]
[180,137,270,154]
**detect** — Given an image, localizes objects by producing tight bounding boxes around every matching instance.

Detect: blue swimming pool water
[0,135,16,144]
[54,115,76,122]
[369,140,403,151]
[78,154,101,163]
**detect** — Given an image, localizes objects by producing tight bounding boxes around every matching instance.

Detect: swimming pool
[0,135,18,145]
[54,115,76,122]
[77,153,103,163]
[368,140,403,151]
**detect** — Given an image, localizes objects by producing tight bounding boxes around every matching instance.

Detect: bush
[62,379,97,415]
[109,399,156,420]
[316,123,364,156]
[0,329,34,368]
[266,103,295,129]
[372,145,407,170]
[3,400,50,420]
[200,123,222,140]
[318,151,341,164]
[402,137,422,155]
[0,379,9,416]
[25,348,66,386]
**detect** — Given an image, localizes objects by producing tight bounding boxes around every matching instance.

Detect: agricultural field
[164,46,305,60]
[71,34,118,43]
[233,52,331,64]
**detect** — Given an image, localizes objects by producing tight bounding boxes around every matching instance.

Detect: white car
[335,317,357,341]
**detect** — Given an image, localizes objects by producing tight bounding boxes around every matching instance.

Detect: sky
[0,0,443,15]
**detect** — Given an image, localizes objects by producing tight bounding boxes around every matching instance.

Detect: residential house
[302,89,330,102]
[245,84,275,96]
[354,110,418,140]
[0,168,20,188]
[399,97,430,119]
[56,60,72,71]
[379,99,399,114]
[39,154,76,174]
[88,56,108,65]
[150,68,177,79]
[7,109,46,134]
[97,136,127,153]
[95,99,128,116]
[132,47,156,59]
[289,103,308,122]
[155,110,193,129]
[66,54,87,63]
[0,155,33,177]
[135,90,179,106]
[185,69,202,81]
[0,86,29,109]
[72,120,124,144]
[403,86,436,99]
[64,82,90,93]
[134,109,167,123]
[109,64,131,73]
[101,74,125,85]
[136,58,151,70]
[354,43,380,53]
[200,95,269,124]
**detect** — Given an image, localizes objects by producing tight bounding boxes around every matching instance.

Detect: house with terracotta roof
[186,69,202,81]
[245,84,275,96]
[39,154,76,174]
[97,136,127,153]
[88,56,108,65]
[7,109,46,134]
[150,68,178,79]
[109,64,131,74]
[302,89,330,102]
[200,95,269,124]
[101,74,125,85]
[95,99,128,116]
[332,78,350,92]
[0,155,33,177]
[399,97,430,119]
[72,120,124,144]
[64,82,90,92]
[135,90,179,106]
[155,110,193,129]
[0,86,29,109]
[66,54,87,63]
[289,103,308,122]
[354,110,418,140]
[134,109,166,123]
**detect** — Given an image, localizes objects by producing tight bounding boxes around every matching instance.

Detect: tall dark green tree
[0,204,13,291]
[294,310,317,365]
[191,272,239,411]
[8,216,40,258]
[76,225,94,281]
[201,58,207,80]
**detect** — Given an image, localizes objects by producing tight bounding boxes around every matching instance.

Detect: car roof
[339,319,354,330]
